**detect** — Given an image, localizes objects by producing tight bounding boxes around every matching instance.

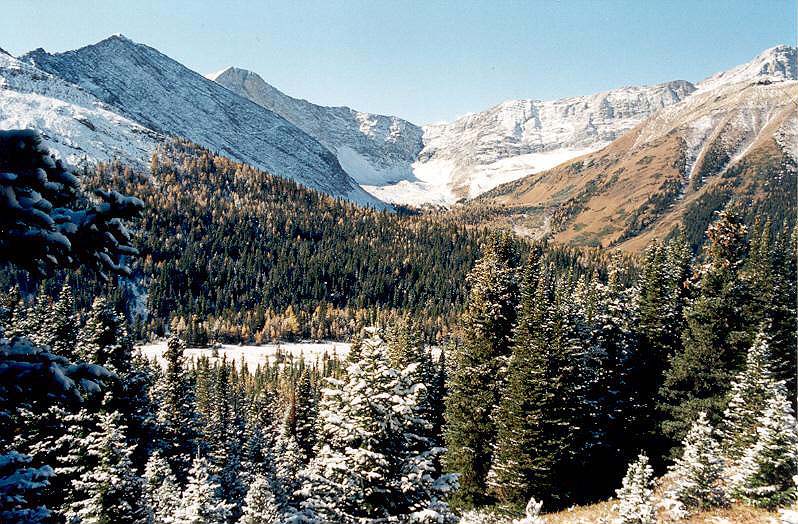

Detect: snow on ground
[461,147,600,199]
[364,148,597,205]
[137,341,350,370]
[363,158,457,205]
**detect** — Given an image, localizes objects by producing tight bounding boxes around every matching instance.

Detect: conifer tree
[661,209,752,446]
[667,412,726,512]
[615,453,656,524]
[66,410,146,524]
[143,451,181,524]
[42,282,78,359]
[730,392,798,509]
[77,297,133,375]
[54,408,98,518]
[293,370,318,463]
[155,335,199,481]
[720,329,781,461]
[743,219,797,395]
[632,234,691,466]
[296,329,455,522]
[174,454,232,524]
[444,233,519,508]
[274,411,303,506]
[487,252,554,509]
[238,474,282,524]
[203,358,247,517]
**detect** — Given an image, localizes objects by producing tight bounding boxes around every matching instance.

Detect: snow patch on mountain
[413,81,696,201]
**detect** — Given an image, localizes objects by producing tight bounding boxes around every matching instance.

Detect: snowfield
[137,341,351,370]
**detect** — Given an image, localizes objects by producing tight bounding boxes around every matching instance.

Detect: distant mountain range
[0,36,795,226]
[468,46,798,249]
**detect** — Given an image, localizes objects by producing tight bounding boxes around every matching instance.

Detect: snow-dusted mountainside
[205,44,798,207]
[697,45,797,92]
[209,67,424,188]
[470,49,798,250]
[0,49,161,168]
[22,35,386,209]
[209,67,695,206]
[405,80,696,203]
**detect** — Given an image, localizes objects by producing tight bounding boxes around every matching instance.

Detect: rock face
[210,67,424,188]
[21,35,386,209]
[0,49,161,169]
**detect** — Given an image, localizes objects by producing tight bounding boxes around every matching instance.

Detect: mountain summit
[209,66,424,188]
[21,35,387,208]
[697,44,797,91]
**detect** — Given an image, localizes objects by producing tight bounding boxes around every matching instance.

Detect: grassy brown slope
[540,500,777,523]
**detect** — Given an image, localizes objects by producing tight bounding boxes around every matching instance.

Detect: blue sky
[1,1,794,124]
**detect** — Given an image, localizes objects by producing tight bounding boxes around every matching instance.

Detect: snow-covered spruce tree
[12,296,50,346]
[730,391,798,509]
[0,129,142,520]
[387,316,443,448]
[143,451,181,524]
[295,329,456,523]
[667,412,726,511]
[77,294,158,470]
[720,329,781,462]
[174,454,232,524]
[239,473,282,524]
[241,390,279,481]
[445,232,519,509]
[615,453,656,524]
[66,410,146,524]
[51,407,99,518]
[202,358,247,518]
[155,335,200,482]
[633,235,691,462]
[743,218,797,397]
[77,296,133,375]
[576,262,640,500]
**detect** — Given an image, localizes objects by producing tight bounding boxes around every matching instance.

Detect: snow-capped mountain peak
[21,37,387,209]
[697,44,797,91]
[0,47,162,169]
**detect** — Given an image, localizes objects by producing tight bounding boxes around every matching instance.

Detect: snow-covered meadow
[137,340,350,369]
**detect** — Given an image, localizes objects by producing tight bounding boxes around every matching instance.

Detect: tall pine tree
[444,233,519,508]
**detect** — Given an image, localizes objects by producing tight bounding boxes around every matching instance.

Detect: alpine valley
[1,36,795,245]
[1,28,798,524]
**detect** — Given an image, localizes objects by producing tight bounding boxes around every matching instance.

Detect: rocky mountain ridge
[15,35,386,208]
